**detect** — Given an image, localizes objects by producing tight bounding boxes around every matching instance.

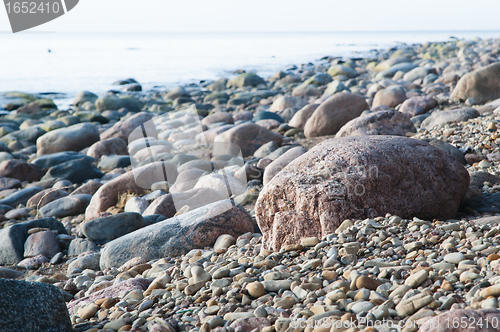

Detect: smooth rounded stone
[451,62,500,104]
[100,200,253,269]
[81,212,144,244]
[0,279,73,332]
[336,110,416,137]
[403,67,431,82]
[42,157,103,184]
[420,309,500,332]
[177,159,226,173]
[213,234,236,251]
[399,96,437,117]
[67,252,100,275]
[355,276,383,291]
[255,119,281,130]
[87,138,128,159]
[227,73,265,88]
[0,266,24,279]
[0,152,13,162]
[0,177,21,190]
[328,64,357,78]
[301,237,320,247]
[0,217,66,265]
[256,136,469,251]
[194,173,246,197]
[95,94,142,111]
[444,252,466,264]
[304,92,369,138]
[405,269,429,288]
[85,162,177,220]
[254,141,280,158]
[0,186,44,207]
[26,189,68,208]
[78,302,99,320]
[351,301,374,314]
[169,169,204,193]
[1,126,46,145]
[214,123,283,157]
[68,238,99,256]
[36,123,99,156]
[422,139,466,165]
[100,112,153,142]
[70,180,102,196]
[195,124,235,145]
[376,62,417,78]
[0,159,42,182]
[97,155,131,170]
[24,230,61,259]
[482,298,499,309]
[480,284,500,298]
[39,195,92,218]
[269,95,307,113]
[372,85,407,108]
[18,254,49,269]
[230,317,271,331]
[143,187,227,218]
[73,90,98,107]
[289,104,319,129]
[124,197,149,214]
[261,280,292,292]
[246,281,265,298]
[201,112,234,126]
[460,271,480,283]
[32,151,91,169]
[263,147,307,186]
[420,107,480,130]
[5,207,30,219]
[323,81,347,97]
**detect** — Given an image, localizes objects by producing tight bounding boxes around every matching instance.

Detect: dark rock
[253,111,284,123]
[0,279,72,332]
[422,139,466,165]
[0,217,67,265]
[38,195,92,218]
[100,112,153,142]
[0,177,21,190]
[0,186,44,207]
[42,158,103,183]
[0,159,42,182]
[97,155,131,170]
[464,192,500,214]
[32,151,92,169]
[81,212,144,244]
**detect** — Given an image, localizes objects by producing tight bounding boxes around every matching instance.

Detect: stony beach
[2,36,500,332]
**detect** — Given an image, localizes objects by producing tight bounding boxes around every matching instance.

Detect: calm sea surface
[0,31,499,107]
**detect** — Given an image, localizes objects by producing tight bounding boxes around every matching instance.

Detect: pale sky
[1,0,500,33]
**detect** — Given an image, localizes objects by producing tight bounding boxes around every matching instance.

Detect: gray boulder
[81,212,144,244]
[100,200,253,269]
